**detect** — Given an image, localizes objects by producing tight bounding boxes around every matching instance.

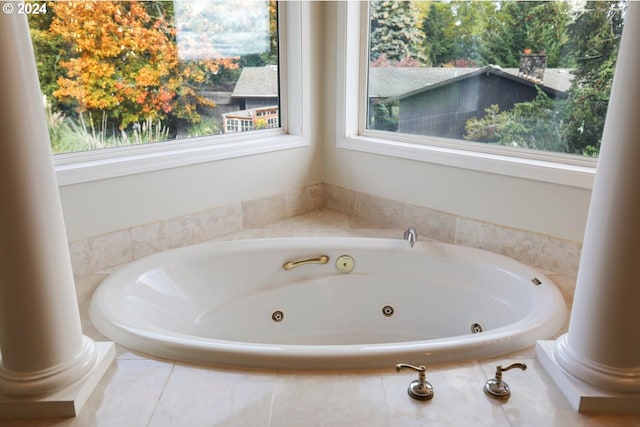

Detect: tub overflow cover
[335,255,355,274]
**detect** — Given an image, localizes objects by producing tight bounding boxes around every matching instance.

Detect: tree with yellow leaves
[48,1,238,130]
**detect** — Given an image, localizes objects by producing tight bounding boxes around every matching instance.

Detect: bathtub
[89,237,567,369]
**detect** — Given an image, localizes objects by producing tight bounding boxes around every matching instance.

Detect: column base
[537,340,640,413]
[0,342,115,418]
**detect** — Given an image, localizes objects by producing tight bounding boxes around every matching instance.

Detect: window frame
[54,1,309,186]
[335,1,596,190]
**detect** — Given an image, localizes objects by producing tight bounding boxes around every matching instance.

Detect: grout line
[378,374,394,427]
[453,215,461,246]
[145,363,176,427]
[477,360,517,427]
[266,373,277,427]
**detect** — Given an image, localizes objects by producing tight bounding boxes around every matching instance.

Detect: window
[30,1,307,186]
[226,119,240,133]
[28,0,280,155]
[364,1,624,160]
[222,106,279,133]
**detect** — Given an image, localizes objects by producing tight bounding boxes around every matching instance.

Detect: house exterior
[216,65,280,133]
[222,105,279,133]
[222,64,573,137]
[367,66,572,134]
[231,65,279,110]
[389,66,570,139]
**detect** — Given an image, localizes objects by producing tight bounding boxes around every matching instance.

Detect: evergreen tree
[423,1,496,67]
[488,1,533,67]
[525,1,572,68]
[481,6,520,67]
[448,1,496,66]
[369,0,425,63]
[481,1,572,68]
[28,6,65,107]
[422,1,554,68]
[422,3,456,66]
[562,1,625,155]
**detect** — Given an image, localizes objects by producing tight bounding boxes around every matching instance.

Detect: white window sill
[55,132,308,186]
[337,134,596,190]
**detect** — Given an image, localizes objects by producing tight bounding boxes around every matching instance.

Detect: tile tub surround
[69,183,581,277]
[69,184,325,275]
[324,184,582,277]
[6,211,638,426]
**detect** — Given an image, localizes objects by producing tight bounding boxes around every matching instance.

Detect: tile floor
[5,210,640,426]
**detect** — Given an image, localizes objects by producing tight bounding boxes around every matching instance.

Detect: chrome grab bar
[282,255,330,271]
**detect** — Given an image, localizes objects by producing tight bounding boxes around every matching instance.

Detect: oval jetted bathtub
[90,237,567,369]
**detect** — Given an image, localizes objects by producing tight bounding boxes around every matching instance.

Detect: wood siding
[398,73,554,139]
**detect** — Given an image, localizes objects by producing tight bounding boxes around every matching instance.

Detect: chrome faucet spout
[404,226,417,247]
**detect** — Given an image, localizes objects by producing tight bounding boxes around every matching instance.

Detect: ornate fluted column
[0,6,114,418]
[537,2,640,413]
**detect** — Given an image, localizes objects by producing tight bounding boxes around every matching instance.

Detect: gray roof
[368,67,478,98]
[369,66,574,98]
[232,64,574,99]
[503,67,574,93]
[232,66,278,98]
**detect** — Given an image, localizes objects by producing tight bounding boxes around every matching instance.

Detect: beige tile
[357,193,406,229]
[403,204,456,243]
[306,183,326,210]
[72,359,173,427]
[242,194,287,228]
[455,216,581,277]
[148,364,274,427]
[323,184,359,217]
[189,203,243,244]
[70,230,133,275]
[515,233,581,277]
[478,359,640,427]
[270,372,390,427]
[455,217,521,258]
[384,362,510,426]
[284,187,308,217]
[69,240,92,277]
[74,272,110,341]
[227,209,355,241]
[283,207,351,232]
[285,184,325,217]
[131,216,193,259]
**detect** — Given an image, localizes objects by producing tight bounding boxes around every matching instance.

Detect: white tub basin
[90,237,566,369]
